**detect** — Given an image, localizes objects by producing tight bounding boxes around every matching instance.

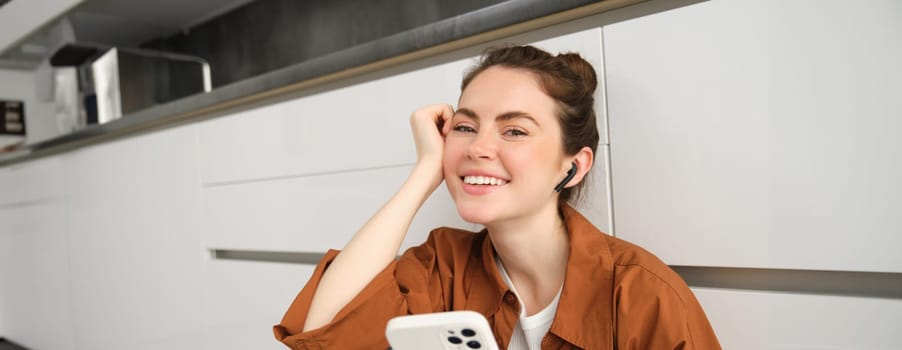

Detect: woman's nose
[466,132,497,160]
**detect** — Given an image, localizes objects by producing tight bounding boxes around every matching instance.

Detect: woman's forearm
[302,161,441,332]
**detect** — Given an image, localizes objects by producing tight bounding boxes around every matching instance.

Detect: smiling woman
[274,46,721,350]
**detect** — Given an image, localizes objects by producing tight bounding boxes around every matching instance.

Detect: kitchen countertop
[0,0,642,167]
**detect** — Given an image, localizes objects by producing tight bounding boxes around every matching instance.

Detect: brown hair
[461,45,600,205]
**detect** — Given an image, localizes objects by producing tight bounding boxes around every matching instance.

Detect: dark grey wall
[142,0,507,88]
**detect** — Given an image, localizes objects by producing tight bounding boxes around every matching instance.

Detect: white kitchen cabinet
[201,260,315,350]
[603,0,902,272]
[693,287,902,349]
[202,165,474,254]
[194,58,468,186]
[0,156,67,206]
[63,127,206,350]
[0,195,75,350]
[0,157,74,350]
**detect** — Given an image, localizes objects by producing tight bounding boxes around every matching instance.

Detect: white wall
[694,288,902,349]
[604,0,902,348]
[0,157,75,350]
[0,67,64,346]
[604,0,902,273]
[0,68,57,146]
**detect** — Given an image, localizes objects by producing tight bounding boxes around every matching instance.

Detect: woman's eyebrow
[496,111,540,128]
[454,108,478,119]
[455,108,541,128]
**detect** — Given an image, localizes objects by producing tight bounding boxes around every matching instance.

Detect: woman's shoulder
[601,234,694,301]
[597,236,720,348]
[562,205,690,297]
[602,234,668,270]
[563,205,683,289]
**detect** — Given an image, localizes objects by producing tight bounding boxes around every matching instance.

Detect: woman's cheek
[442,138,463,166]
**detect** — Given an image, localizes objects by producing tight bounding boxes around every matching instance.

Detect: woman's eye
[503,128,528,137]
[453,125,476,133]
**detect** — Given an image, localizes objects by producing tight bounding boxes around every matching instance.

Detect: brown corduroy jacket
[274,205,721,349]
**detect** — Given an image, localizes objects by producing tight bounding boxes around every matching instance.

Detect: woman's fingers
[440,104,454,137]
[411,104,455,160]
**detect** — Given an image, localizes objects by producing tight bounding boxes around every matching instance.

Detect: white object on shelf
[92,48,122,124]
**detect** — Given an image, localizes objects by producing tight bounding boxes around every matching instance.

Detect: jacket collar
[550,204,615,349]
[464,205,615,349]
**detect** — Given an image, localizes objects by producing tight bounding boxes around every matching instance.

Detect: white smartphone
[385,310,500,350]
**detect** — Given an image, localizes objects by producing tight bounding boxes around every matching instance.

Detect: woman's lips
[462,183,504,195]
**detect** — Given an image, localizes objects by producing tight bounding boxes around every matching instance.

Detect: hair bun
[556,53,597,95]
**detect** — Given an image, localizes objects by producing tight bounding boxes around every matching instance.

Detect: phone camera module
[461,328,476,337]
[466,340,482,349]
[447,336,463,344]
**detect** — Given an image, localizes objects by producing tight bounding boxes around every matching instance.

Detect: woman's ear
[563,146,594,189]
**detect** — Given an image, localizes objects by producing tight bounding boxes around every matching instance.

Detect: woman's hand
[410,104,454,187]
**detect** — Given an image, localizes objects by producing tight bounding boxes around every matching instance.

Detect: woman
[274,46,721,349]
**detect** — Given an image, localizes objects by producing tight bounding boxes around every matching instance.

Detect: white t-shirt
[495,256,563,350]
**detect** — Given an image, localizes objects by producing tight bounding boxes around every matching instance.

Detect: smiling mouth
[461,175,508,186]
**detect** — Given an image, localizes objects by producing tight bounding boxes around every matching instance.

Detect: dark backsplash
[141,0,507,88]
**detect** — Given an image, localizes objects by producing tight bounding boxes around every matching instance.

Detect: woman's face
[443,66,570,225]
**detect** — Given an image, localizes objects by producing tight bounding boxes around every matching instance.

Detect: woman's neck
[486,202,570,315]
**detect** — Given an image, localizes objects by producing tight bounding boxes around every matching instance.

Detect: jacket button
[504,293,517,305]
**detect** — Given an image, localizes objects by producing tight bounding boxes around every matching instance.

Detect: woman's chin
[454,203,497,225]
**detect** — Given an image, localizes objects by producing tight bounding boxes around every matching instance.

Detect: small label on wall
[1,100,25,135]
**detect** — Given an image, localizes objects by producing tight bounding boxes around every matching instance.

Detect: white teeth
[463,175,507,186]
